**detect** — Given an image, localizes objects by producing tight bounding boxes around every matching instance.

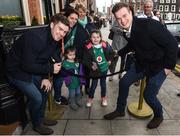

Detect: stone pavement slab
[22,120,67,135]
[157,120,180,135]
[111,120,159,135]
[64,120,111,135]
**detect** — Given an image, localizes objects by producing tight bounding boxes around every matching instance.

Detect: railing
[1,25,48,55]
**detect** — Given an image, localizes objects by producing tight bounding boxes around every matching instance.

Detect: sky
[96,0,119,12]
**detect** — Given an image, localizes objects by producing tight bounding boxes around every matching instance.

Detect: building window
[160,0,164,3]
[154,5,158,9]
[176,14,180,20]
[172,13,175,20]
[171,5,176,12]
[172,0,176,3]
[165,5,169,12]
[164,13,168,19]
[166,0,170,3]
[0,0,22,16]
[159,5,163,11]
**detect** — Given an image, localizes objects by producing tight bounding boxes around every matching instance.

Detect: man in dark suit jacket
[6,14,69,134]
[104,2,178,129]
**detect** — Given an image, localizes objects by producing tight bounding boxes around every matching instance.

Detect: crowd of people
[5,0,178,135]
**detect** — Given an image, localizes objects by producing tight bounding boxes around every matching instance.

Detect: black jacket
[74,20,97,62]
[6,26,61,82]
[118,17,178,77]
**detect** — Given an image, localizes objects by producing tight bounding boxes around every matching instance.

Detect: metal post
[127,77,153,118]
[138,78,146,110]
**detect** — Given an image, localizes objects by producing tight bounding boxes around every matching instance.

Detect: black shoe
[177,93,180,97]
[104,110,125,120]
[33,124,54,135]
[147,117,163,129]
[54,96,68,105]
[61,96,68,105]
[43,119,57,126]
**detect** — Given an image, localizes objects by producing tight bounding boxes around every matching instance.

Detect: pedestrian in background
[153,9,166,27]
[138,0,158,20]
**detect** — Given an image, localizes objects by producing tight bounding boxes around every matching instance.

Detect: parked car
[165,21,180,57]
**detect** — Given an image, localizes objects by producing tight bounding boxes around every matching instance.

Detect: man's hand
[53,63,61,74]
[41,79,52,92]
[164,68,171,75]
[92,62,98,71]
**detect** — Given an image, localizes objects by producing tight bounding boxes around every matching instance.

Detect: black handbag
[108,29,114,40]
[124,53,136,71]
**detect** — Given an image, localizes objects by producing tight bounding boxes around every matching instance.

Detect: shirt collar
[123,24,132,38]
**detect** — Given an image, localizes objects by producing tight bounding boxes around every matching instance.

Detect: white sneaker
[101,97,108,107]
[86,98,93,107]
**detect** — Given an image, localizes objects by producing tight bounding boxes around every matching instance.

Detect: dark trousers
[8,75,47,127]
[53,74,63,100]
[88,71,107,98]
[116,63,167,118]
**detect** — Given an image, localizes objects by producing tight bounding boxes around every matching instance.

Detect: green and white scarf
[78,16,88,28]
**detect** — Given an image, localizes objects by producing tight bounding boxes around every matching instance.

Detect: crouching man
[6,14,69,134]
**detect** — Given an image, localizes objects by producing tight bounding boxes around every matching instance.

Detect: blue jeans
[116,63,167,118]
[68,86,81,99]
[88,71,107,98]
[53,75,63,100]
[8,75,48,127]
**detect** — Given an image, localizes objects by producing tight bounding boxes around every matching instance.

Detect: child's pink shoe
[101,97,108,107]
[86,98,93,107]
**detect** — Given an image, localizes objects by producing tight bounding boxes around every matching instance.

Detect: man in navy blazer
[104,2,178,129]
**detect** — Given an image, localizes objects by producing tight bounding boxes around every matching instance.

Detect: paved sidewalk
[23,24,180,135]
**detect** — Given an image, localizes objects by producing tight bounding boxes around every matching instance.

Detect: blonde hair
[75,3,86,12]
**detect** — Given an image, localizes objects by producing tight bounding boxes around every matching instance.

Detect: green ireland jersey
[93,46,108,72]
[62,60,80,89]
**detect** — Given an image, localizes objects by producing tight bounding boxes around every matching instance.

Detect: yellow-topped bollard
[45,74,66,120]
[48,91,53,111]
[127,78,153,118]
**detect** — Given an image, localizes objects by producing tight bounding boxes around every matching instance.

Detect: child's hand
[108,61,111,65]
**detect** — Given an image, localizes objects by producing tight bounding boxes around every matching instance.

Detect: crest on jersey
[96,56,102,62]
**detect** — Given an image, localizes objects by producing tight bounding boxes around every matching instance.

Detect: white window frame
[171,5,176,12]
[165,5,169,12]
[160,0,164,3]
[172,0,176,3]
[172,13,175,20]
[164,13,168,20]
[166,0,170,3]
[159,5,164,12]
[176,14,180,20]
